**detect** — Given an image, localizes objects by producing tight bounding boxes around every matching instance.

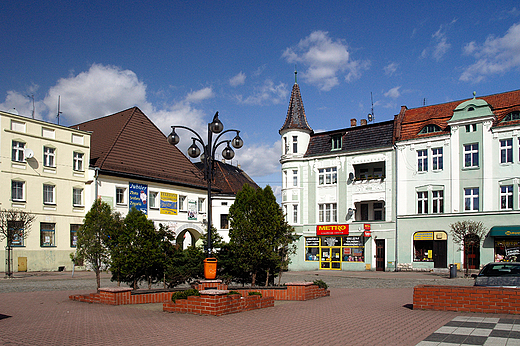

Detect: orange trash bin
[203,257,218,280]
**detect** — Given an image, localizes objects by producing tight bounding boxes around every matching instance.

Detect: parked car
[472,262,520,287]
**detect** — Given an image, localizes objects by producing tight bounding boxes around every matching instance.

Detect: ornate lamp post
[167,112,243,278]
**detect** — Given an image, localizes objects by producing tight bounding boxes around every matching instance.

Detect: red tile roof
[73,107,207,189]
[395,89,520,142]
[195,161,259,195]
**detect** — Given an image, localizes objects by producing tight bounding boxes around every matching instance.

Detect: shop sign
[342,236,363,247]
[413,231,434,241]
[364,224,371,230]
[305,237,319,246]
[129,182,147,215]
[364,230,371,237]
[160,192,178,215]
[316,224,349,235]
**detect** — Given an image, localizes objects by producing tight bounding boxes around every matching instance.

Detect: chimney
[350,119,357,127]
[360,119,367,126]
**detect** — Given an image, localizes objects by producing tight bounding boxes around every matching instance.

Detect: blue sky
[2,1,520,198]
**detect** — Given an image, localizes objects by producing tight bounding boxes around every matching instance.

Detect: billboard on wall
[188,199,197,220]
[316,224,349,235]
[129,182,148,214]
[160,192,178,215]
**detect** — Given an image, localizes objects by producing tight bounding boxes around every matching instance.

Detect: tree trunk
[265,268,270,286]
[95,269,101,291]
[251,271,256,286]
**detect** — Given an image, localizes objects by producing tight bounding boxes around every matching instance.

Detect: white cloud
[282,30,369,91]
[384,62,398,76]
[234,140,281,178]
[235,79,288,105]
[421,20,455,61]
[229,72,246,87]
[384,86,401,99]
[460,22,520,82]
[185,87,214,103]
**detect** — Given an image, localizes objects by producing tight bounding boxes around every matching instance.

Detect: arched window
[501,111,520,122]
[418,124,442,134]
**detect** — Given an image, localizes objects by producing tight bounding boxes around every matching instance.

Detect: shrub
[171,289,200,302]
[248,291,262,297]
[227,291,241,296]
[313,279,328,289]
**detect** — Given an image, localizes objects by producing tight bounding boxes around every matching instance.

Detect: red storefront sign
[364,230,372,237]
[316,224,349,235]
[364,223,371,230]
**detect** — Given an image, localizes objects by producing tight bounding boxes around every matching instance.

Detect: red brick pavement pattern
[1,288,518,346]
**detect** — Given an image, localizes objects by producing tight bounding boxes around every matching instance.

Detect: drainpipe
[94,167,100,200]
[394,144,399,272]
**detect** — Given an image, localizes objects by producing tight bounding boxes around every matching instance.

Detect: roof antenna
[367,92,374,122]
[27,94,35,119]
[56,95,62,125]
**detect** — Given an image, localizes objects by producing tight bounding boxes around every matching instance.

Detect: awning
[489,226,520,237]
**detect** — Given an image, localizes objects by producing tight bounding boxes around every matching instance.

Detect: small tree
[0,209,35,277]
[449,220,487,277]
[76,199,120,290]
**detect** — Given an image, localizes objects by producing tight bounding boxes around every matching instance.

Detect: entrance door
[464,234,480,269]
[375,239,385,271]
[433,240,447,268]
[320,247,341,270]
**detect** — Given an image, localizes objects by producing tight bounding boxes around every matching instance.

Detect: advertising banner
[160,192,178,215]
[129,182,148,214]
[316,224,349,235]
[188,199,197,220]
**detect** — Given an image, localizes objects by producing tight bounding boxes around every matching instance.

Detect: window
[8,221,24,247]
[318,167,337,185]
[73,188,83,206]
[292,136,298,153]
[373,202,384,221]
[359,168,369,180]
[419,124,442,134]
[283,171,288,188]
[500,139,513,163]
[149,191,158,209]
[284,205,288,221]
[432,190,444,213]
[417,191,428,214]
[220,214,229,229]
[414,232,447,262]
[43,184,55,204]
[373,167,383,178]
[12,141,25,162]
[292,170,298,187]
[293,204,298,223]
[73,152,84,171]
[501,185,513,210]
[11,180,25,201]
[40,223,55,247]
[331,135,342,150]
[70,224,80,247]
[465,124,477,132]
[464,188,479,211]
[319,203,337,223]
[502,111,520,122]
[116,187,127,205]
[283,137,289,154]
[43,147,55,167]
[198,198,205,213]
[179,195,187,211]
[432,148,443,171]
[464,144,479,168]
[417,150,428,172]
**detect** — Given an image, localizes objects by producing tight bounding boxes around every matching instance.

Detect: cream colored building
[1,110,91,272]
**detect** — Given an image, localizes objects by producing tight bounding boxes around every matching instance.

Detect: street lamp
[167,112,243,278]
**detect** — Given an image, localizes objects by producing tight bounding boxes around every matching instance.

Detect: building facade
[1,110,91,271]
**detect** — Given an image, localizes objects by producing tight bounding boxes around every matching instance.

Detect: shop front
[489,226,520,262]
[304,224,369,270]
[413,231,447,268]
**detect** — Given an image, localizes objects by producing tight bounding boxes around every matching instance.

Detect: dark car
[472,262,520,287]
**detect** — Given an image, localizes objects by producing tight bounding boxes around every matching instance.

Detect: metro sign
[316,224,349,235]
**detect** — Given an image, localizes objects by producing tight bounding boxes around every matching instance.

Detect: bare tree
[0,209,36,277]
[449,220,487,277]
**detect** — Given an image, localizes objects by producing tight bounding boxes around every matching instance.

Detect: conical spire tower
[279,72,313,135]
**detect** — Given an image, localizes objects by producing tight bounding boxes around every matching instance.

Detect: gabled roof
[395,89,520,142]
[194,161,259,196]
[279,83,313,134]
[73,107,207,189]
[305,120,394,157]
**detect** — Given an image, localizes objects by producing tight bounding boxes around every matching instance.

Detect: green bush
[227,291,241,296]
[171,289,200,302]
[313,279,328,289]
[248,291,262,297]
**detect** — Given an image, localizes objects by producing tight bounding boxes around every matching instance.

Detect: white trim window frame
[432,147,443,171]
[12,141,25,162]
[292,170,298,187]
[464,187,479,211]
[149,191,158,209]
[464,143,479,168]
[116,187,127,205]
[43,184,55,205]
[73,152,84,171]
[500,185,513,210]
[319,203,337,223]
[417,149,428,172]
[73,188,83,207]
[43,146,56,167]
[432,190,444,213]
[11,180,25,202]
[318,167,337,185]
[417,191,428,214]
[500,139,513,164]
[293,204,298,224]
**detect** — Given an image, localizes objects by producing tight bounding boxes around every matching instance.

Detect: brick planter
[413,285,520,314]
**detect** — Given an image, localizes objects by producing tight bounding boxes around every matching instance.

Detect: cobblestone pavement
[0,270,515,346]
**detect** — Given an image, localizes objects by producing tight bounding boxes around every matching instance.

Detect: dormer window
[331,135,342,150]
[418,124,442,134]
[467,107,475,111]
[502,111,520,122]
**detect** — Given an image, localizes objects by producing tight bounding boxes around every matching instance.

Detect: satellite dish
[348,172,354,181]
[24,148,34,159]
